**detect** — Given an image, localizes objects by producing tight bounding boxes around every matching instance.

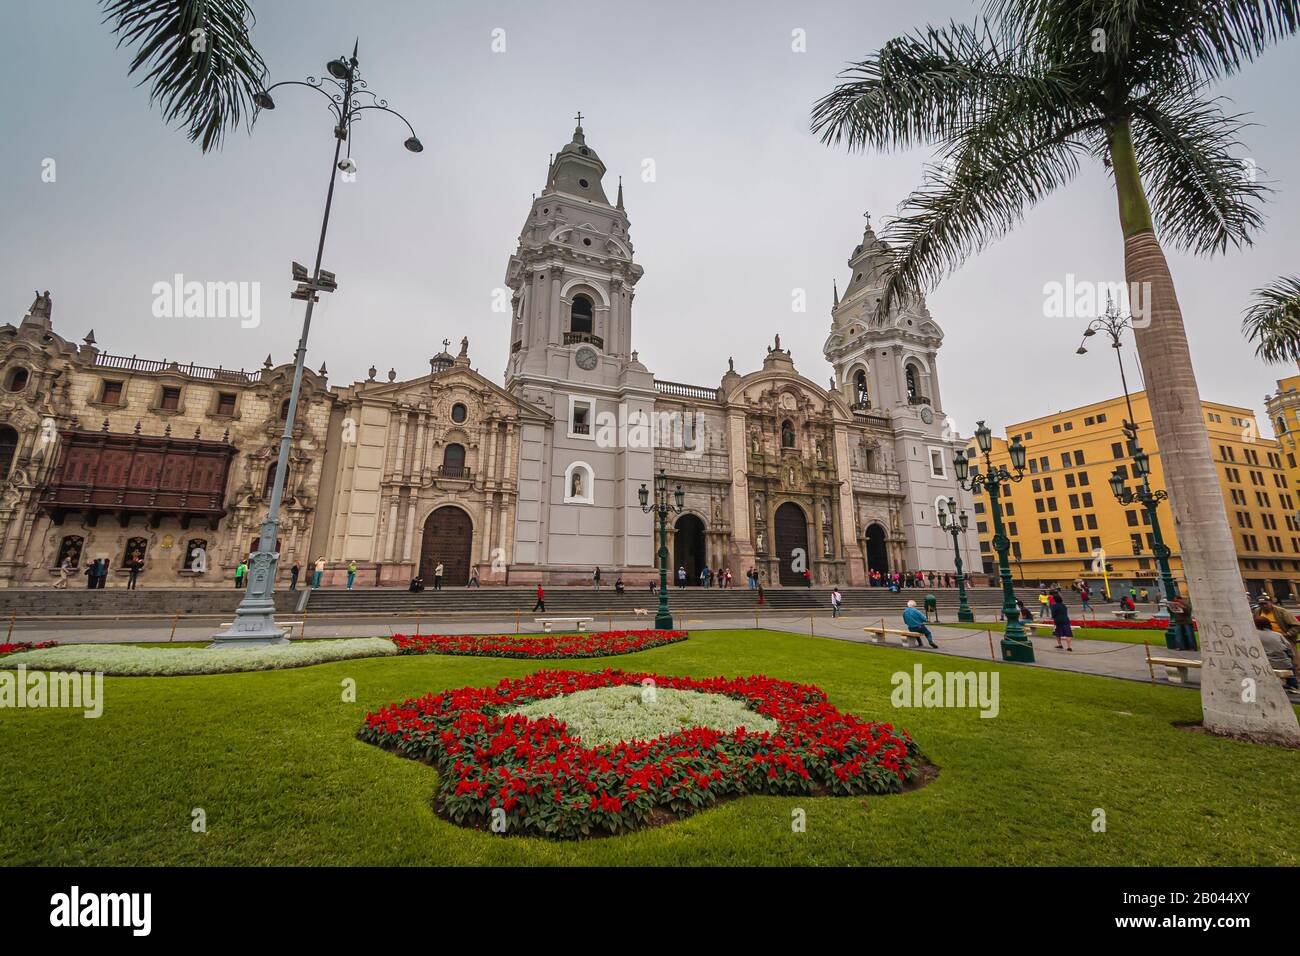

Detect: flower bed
[1068,618,1189,630]
[0,641,57,656]
[391,629,687,659]
[0,638,396,676]
[361,668,923,838]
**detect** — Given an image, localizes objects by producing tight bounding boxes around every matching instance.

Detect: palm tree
[1243,275,1300,364]
[813,0,1300,745]
[101,0,267,153]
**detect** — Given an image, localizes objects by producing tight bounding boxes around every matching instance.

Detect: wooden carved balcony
[40,427,236,529]
[437,465,473,481]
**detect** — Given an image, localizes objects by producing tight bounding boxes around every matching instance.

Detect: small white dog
[633,608,648,617]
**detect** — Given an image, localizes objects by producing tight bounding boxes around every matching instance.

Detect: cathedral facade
[0,123,978,589]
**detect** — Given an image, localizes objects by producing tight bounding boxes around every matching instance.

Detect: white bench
[536,616,594,633]
[1112,610,1139,621]
[864,626,926,647]
[1145,652,1292,685]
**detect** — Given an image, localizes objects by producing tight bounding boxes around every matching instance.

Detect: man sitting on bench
[903,600,939,649]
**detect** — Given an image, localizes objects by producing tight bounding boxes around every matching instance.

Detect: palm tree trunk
[1109,120,1299,745]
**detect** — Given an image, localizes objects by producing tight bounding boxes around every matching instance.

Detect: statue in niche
[571,471,583,497]
[712,499,723,524]
[787,466,796,487]
[756,530,766,553]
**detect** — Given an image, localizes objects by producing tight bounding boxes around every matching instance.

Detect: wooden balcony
[40,428,236,528]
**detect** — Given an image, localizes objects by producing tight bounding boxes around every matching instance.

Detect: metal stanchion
[6,612,15,642]
[299,612,308,641]
[415,611,422,637]
[169,611,181,642]
[987,630,996,660]
[515,611,520,635]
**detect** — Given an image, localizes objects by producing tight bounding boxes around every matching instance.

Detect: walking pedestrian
[830,587,843,618]
[434,562,444,591]
[902,599,939,649]
[677,566,686,589]
[469,566,480,588]
[532,584,545,613]
[55,554,72,589]
[924,590,938,623]
[346,560,358,590]
[126,555,142,590]
[1050,592,1074,651]
[235,560,247,589]
[96,558,109,589]
[1079,583,1093,615]
[1037,589,1051,620]
[313,556,326,588]
[593,567,602,590]
[84,559,97,590]
[289,562,300,591]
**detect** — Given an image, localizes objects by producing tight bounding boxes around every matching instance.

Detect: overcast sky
[3,1,1297,439]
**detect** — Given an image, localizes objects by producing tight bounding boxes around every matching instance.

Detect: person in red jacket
[532,585,545,612]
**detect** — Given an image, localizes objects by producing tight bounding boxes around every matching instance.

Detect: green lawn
[2,628,1295,866]
[941,620,1168,646]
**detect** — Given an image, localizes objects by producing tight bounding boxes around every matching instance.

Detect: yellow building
[1265,364,1300,496]
[968,391,1300,600]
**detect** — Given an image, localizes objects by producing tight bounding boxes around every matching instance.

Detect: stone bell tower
[503,117,656,581]
[823,214,980,574]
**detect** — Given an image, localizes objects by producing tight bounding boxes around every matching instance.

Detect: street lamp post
[1078,300,1186,650]
[955,422,1034,662]
[1109,452,1188,649]
[639,469,685,630]
[937,497,975,623]
[213,43,422,646]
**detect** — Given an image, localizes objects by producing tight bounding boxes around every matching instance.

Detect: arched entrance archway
[865,523,889,577]
[673,514,705,585]
[420,506,473,585]
[774,502,809,586]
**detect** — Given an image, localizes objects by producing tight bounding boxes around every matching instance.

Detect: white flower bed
[0,638,397,676]
[511,685,779,748]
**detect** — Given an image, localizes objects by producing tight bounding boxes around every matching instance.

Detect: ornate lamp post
[1078,300,1186,649]
[955,422,1034,662]
[214,43,422,646]
[639,469,685,630]
[937,497,975,623]
[1108,452,1187,649]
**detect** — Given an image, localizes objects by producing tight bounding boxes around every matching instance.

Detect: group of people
[673,565,739,588]
[869,569,970,590]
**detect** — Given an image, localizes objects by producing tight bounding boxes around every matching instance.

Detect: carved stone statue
[29,291,52,319]
[459,336,469,358]
[571,471,583,497]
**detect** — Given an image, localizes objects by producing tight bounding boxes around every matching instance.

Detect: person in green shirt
[924,591,938,622]
[234,561,247,588]
[346,560,358,590]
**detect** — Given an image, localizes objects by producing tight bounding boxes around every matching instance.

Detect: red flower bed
[361,668,922,838]
[391,629,687,659]
[1069,618,1192,630]
[0,641,57,655]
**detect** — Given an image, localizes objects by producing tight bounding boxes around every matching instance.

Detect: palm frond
[1129,90,1268,255]
[1243,275,1300,364]
[101,0,268,152]
[811,20,1039,151]
[874,117,1093,316]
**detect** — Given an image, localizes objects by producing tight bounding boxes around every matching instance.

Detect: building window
[564,460,594,504]
[570,294,594,335]
[101,380,124,405]
[569,396,594,439]
[442,443,467,477]
[1111,441,1123,459]
[160,386,181,411]
[184,538,208,572]
[451,403,468,424]
[781,420,796,449]
[4,367,29,392]
[929,448,946,479]
[0,426,16,480]
[216,392,237,416]
[279,398,291,421]
[262,461,281,500]
[122,536,148,568]
[57,535,84,569]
